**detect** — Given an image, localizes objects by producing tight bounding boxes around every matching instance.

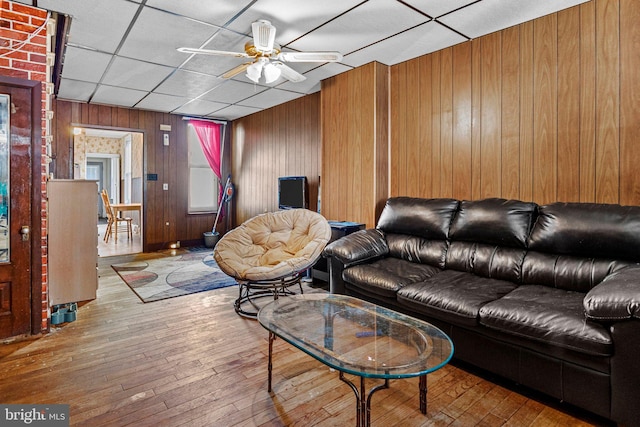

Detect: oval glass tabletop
[258,293,454,379]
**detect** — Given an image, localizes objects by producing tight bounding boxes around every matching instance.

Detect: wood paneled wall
[231,93,321,224]
[50,100,230,250]
[391,0,640,206]
[320,62,389,228]
[49,0,639,247]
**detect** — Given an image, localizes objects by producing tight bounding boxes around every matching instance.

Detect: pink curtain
[190,119,223,204]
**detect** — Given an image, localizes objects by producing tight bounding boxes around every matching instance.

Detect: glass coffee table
[257,294,454,427]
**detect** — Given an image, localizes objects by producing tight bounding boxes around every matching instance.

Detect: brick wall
[0,0,51,332]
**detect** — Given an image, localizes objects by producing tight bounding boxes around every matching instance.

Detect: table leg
[360,377,367,427]
[268,332,275,392]
[339,372,389,427]
[419,374,427,414]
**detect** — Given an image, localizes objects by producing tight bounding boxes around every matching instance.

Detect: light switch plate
[163,183,168,190]
[163,134,169,146]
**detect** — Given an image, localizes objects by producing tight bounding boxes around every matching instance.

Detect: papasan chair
[213,209,332,318]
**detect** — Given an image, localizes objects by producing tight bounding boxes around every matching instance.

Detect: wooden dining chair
[101,189,132,243]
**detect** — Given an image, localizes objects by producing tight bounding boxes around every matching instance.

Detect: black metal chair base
[234,274,303,319]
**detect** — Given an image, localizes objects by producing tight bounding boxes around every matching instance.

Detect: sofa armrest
[584,266,640,321]
[323,228,389,267]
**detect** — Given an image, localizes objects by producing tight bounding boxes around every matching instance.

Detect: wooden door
[0,77,42,339]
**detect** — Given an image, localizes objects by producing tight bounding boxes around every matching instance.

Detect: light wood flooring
[0,251,611,426]
[98,222,142,257]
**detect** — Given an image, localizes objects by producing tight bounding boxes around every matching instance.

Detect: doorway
[73,128,143,257]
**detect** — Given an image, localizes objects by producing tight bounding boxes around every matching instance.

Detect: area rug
[112,248,237,303]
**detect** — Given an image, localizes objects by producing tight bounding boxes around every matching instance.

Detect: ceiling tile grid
[22,0,590,120]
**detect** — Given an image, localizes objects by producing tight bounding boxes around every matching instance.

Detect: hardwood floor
[0,251,610,426]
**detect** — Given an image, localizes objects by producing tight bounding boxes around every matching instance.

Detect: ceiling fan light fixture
[246,61,263,83]
[263,63,281,84]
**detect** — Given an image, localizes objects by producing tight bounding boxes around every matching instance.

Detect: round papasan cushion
[213,209,332,282]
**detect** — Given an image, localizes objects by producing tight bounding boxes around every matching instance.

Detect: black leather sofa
[323,197,640,425]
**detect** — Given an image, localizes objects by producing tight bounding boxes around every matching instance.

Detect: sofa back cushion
[386,234,448,269]
[449,198,538,248]
[446,242,526,283]
[377,197,459,239]
[528,202,640,262]
[521,251,631,292]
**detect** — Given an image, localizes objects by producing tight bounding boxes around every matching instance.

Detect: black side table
[312,221,365,283]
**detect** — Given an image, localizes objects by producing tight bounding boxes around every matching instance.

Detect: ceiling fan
[178,19,343,84]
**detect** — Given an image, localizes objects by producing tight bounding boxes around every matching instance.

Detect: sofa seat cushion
[342,257,441,299]
[397,270,517,327]
[479,285,612,356]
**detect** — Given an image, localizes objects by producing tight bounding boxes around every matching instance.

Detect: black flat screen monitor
[278,176,308,210]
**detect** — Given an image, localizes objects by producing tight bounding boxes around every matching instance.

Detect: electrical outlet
[163,183,168,190]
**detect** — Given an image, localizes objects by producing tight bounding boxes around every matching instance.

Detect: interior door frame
[86,153,120,205]
[0,75,43,335]
[71,125,146,251]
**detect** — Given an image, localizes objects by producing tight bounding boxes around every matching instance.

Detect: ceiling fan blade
[277,51,343,62]
[252,19,276,53]
[177,47,251,59]
[222,62,252,79]
[273,62,306,83]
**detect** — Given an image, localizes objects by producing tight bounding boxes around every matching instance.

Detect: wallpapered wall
[73,132,143,179]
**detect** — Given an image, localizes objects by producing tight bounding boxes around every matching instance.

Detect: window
[188,124,219,213]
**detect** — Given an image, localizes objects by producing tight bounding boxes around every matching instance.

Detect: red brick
[12,59,46,73]
[13,21,39,33]
[30,17,45,27]
[30,72,46,82]
[0,58,8,67]
[6,50,28,60]
[11,3,47,19]
[0,67,27,79]
[4,10,29,23]
[29,52,45,63]
[31,34,46,45]
[19,42,46,54]
[0,27,25,40]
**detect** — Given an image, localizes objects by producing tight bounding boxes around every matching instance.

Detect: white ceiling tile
[91,85,148,107]
[238,88,304,110]
[172,99,229,116]
[287,0,430,55]
[101,57,174,91]
[134,93,191,112]
[200,80,267,104]
[61,46,112,82]
[277,62,352,93]
[41,0,595,120]
[153,70,224,98]
[145,0,254,27]
[209,105,262,121]
[56,79,97,102]
[40,0,140,53]
[439,0,591,39]
[342,21,467,67]
[402,0,478,18]
[179,30,253,77]
[226,0,365,46]
[118,6,220,67]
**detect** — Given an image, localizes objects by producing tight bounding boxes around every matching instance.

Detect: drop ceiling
[18,0,590,121]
